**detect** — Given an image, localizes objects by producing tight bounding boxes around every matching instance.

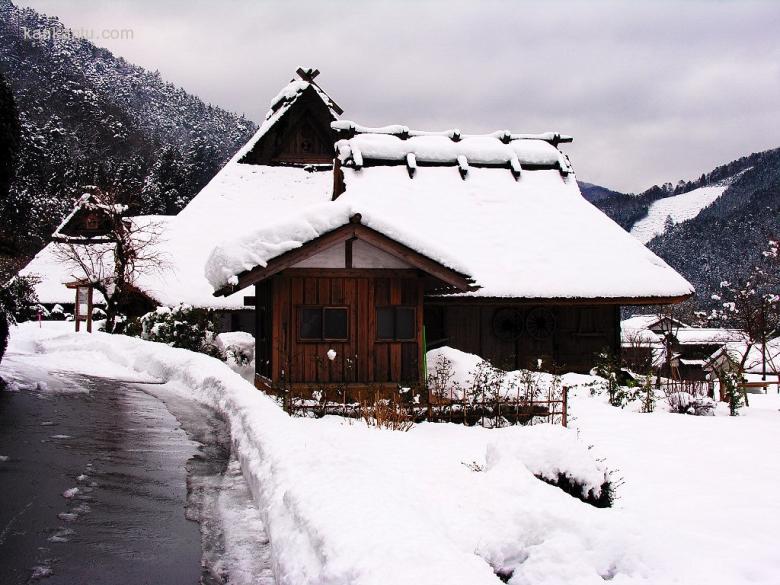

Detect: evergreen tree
[0,70,20,253]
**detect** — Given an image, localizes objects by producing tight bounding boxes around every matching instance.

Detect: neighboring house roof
[674,328,743,345]
[705,337,780,375]
[52,192,128,243]
[19,215,170,305]
[621,314,690,334]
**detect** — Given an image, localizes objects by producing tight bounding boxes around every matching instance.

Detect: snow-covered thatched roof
[207,123,694,301]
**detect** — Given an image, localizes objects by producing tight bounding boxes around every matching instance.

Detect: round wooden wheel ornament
[525,308,556,339]
[492,308,523,341]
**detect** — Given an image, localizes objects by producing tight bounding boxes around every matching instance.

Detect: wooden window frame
[296,305,349,343]
[375,306,417,342]
[84,213,100,231]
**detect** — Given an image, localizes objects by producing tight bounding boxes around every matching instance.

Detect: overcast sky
[15,0,780,192]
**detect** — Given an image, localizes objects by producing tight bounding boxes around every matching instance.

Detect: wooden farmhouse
[20,68,694,396]
[203,68,694,396]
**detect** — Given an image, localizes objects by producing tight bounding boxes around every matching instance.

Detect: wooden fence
[277,383,569,428]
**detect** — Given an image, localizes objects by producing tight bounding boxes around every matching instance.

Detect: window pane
[300,307,322,340]
[323,307,348,340]
[376,307,394,340]
[395,307,416,340]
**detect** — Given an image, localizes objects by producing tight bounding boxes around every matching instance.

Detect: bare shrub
[361,396,414,432]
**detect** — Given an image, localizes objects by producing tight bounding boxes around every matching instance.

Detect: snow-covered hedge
[128,304,221,357]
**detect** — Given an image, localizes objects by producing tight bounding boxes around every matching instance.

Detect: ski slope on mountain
[630,185,727,243]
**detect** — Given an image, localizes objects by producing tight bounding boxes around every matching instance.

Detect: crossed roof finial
[296,67,320,82]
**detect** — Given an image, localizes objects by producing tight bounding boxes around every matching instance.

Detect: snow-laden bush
[486,425,615,508]
[665,391,716,416]
[49,304,67,321]
[214,331,254,381]
[130,304,221,357]
[0,275,39,323]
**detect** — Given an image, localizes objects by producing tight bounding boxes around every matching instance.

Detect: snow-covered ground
[630,185,726,243]
[3,322,779,584]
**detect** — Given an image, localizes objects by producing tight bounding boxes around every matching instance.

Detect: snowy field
[2,322,779,585]
[630,185,726,243]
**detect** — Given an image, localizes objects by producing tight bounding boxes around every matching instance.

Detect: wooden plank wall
[271,271,424,385]
[431,304,620,373]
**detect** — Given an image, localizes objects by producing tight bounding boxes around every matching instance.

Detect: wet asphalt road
[0,376,225,585]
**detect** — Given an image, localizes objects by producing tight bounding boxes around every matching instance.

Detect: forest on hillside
[0,0,256,265]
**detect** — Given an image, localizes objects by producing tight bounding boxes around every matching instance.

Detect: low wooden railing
[268,380,569,428]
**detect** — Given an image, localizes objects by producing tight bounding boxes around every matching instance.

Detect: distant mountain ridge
[587,147,780,312]
[577,181,624,203]
[0,0,257,256]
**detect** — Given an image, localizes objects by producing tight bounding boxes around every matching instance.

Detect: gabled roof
[674,328,743,345]
[208,122,694,302]
[236,68,342,166]
[126,71,341,308]
[209,212,476,297]
[52,192,128,243]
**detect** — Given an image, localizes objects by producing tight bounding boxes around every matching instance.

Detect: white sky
[14,0,780,192]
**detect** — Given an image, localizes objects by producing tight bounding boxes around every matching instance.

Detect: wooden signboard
[73,285,94,333]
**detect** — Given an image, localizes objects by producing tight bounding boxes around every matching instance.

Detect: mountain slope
[0,0,256,255]
[591,147,780,312]
[648,148,780,308]
[630,184,729,243]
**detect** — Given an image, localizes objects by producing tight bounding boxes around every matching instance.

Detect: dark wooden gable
[53,196,114,241]
[239,86,337,166]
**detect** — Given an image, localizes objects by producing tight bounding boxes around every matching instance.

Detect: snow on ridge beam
[332,120,572,145]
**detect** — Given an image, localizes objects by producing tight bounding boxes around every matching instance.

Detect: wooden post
[87,287,93,333]
[74,290,80,333]
[562,386,569,428]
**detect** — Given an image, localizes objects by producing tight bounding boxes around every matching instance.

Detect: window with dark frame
[84,213,99,231]
[298,306,348,341]
[376,306,416,341]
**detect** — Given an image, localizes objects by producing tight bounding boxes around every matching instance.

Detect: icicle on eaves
[509,154,523,180]
[457,155,469,179]
[351,145,364,169]
[406,153,417,178]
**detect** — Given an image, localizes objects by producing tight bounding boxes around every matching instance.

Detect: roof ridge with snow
[332,120,574,178]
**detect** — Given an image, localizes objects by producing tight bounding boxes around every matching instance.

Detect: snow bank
[427,346,605,400]
[4,323,644,585]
